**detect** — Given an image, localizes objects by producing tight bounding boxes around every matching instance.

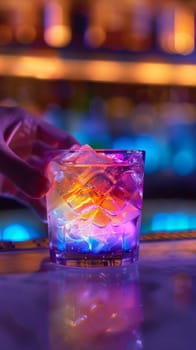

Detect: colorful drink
[46,146,145,267]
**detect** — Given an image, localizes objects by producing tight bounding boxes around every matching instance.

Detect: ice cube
[53,145,113,165]
[127,151,144,166]
[67,187,97,213]
[92,207,111,227]
[47,169,83,211]
[72,144,99,164]
[110,202,140,226]
[86,172,113,196]
[73,145,112,165]
[104,165,125,183]
[66,172,114,217]
[100,195,125,215]
[118,170,137,192]
[53,202,78,221]
[48,145,114,209]
[110,170,143,205]
[80,205,98,220]
[52,144,81,164]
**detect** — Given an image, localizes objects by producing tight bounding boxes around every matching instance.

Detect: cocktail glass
[46,147,145,267]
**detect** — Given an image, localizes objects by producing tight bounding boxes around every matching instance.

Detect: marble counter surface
[0,239,196,350]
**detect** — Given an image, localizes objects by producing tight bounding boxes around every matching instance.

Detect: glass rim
[93,149,145,153]
[45,148,145,154]
[46,148,145,166]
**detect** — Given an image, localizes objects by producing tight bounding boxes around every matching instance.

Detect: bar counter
[0,237,196,350]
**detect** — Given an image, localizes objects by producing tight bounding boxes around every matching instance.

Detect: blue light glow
[151,212,190,231]
[113,134,168,173]
[189,215,196,230]
[173,150,195,175]
[3,224,31,242]
[72,130,90,144]
[134,135,162,173]
[112,136,135,150]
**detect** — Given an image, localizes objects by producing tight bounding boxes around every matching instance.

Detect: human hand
[0,106,79,221]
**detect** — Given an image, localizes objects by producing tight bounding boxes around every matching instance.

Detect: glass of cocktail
[46,145,145,267]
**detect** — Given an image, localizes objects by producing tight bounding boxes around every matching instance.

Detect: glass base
[50,247,139,267]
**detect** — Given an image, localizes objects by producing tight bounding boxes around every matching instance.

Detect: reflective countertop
[0,239,196,350]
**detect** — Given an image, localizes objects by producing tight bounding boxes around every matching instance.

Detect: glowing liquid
[46,149,144,267]
[48,164,142,262]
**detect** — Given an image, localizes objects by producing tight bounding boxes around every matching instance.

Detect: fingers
[0,106,79,149]
[31,141,63,169]
[3,120,23,144]
[27,155,46,170]
[0,106,80,200]
[0,106,26,131]
[32,140,54,157]
[37,119,80,148]
[0,146,50,198]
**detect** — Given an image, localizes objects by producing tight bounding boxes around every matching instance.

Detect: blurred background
[0,0,196,241]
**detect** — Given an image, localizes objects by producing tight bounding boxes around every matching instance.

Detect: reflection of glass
[46,148,145,267]
[49,265,143,350]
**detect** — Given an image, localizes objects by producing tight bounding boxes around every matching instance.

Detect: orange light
[44,0,71,47]
[134,63,172,85]
[174,7,195,55]
[85,61,123,83]
[44,25,71,47]
[85,26,106,48]
[0,55,196,87]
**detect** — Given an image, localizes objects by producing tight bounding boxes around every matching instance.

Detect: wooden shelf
[1,53,196,86]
